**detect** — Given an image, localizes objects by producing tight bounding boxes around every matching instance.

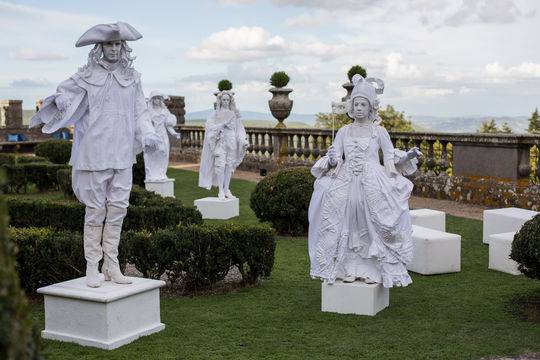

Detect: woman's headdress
[347,74,385,120]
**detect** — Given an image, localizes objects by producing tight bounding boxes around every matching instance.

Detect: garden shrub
[0,177,42,359]
[511,214,540,280]
[0,153,17,166]
[347,65,367,81]
[218,79,233,91]
[270,71,290,88]
[123,223,276,290]
[132,153,145,187]
[15,155,48,164]
[7,186,202,231]
[1,163,70,193]
[250,167,314,235]
[34,140,72,164]
[56,168,75,198]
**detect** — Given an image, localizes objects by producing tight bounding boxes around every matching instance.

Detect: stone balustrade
[175,125,540,181]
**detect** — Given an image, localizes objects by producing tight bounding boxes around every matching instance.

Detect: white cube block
[488,232,521,275]
[194,197,239,219]
[410,209,446,232]
[483,207,537,244]
[37,277,166,350]
[407,225,461,275]
[321,281,389,316]
[145,178,175,198]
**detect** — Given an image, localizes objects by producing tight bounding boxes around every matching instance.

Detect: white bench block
[410,209,446,232]
[321,281,389,316]
[194,197,239,219]
[37,276,165,350]
[145,178,175,198]
[488,232,521,275]
[483,207,537,244]
[407,225,461,275]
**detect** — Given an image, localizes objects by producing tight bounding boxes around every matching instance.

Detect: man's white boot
[102,205,132,284]
[84,223,104,288]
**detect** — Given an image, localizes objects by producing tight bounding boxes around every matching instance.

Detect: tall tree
[478,119,500,133]
[528,108,540,134]
[501,122,513,134]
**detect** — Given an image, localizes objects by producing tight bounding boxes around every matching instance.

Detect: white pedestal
[483,207,537,244]
[321,281,389,316]
[37,276,166,350]
[488,232,521,275]
[410,209,446,232]
[194,197,239,219]
[407,225,461,275]
[145,178,175,198]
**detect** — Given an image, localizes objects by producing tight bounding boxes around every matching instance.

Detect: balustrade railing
[176,125,540,183]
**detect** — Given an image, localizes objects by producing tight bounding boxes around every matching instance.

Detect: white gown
[144,106,177,181]
[308,124,417,288]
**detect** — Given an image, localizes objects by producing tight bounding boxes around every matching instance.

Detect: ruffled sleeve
[311,125,346,178]
[394,149,418,176]
[377,126,399,177]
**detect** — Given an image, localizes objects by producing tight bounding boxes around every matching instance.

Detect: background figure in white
[144,91,180,181]
[30,22,162,288]
[199,90,248,200]
[308,74,422,288]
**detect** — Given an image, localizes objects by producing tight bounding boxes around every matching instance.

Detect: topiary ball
[511,214,540,280]
[347,65,367,82]
[250,167,314,235]
[270,71,290,88]
[218,79,233,91]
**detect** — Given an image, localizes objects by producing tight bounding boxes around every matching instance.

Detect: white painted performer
[144,91,180,181]
[308,74,422,288]
[198,90,248,200]
[30,22,162,288]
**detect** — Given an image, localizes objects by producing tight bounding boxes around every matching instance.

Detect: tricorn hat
[76,22,142,47]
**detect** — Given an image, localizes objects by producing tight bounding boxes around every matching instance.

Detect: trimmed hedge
[133,153,145,187]
[56,168,75,198]
[7,186,202,231]
[250,167,314,235]
[124,223,276,289]
[2,163,70,193]
[511,214,540,280]
[34,140,72,164]
[11,223,275,293]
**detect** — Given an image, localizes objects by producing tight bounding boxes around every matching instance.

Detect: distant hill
[409,115,530,133]
[187,109,316,126]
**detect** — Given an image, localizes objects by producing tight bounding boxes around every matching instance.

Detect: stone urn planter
[268,87,293,129]
[341,82,354,101]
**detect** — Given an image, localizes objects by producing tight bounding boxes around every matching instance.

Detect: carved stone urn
[268,87,293,129]
[341,82,354,101]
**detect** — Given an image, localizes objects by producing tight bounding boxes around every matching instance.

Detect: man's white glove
[144,133,163,153]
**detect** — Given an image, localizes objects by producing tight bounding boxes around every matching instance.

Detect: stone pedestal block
[145,178,175,198]
[483,207,537,244]
[407,225,461,275]
[321,281,389,316]
[488,232,521,275]
[194,197,239,219]
[37,276,165,350]
[410,208,446,232]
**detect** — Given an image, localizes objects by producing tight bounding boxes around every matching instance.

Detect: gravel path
[170,162,488,220]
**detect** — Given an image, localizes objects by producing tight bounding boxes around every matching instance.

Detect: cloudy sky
[1,0,539,117]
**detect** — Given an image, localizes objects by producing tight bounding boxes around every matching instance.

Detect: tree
[315,104,414,132]
[528,108,540,134]
[501,122,513,134]
[478,119,501,133]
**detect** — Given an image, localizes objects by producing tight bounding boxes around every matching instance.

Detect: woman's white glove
[327,145,338,166]
[144,132,163,153]
[407,147,423,160]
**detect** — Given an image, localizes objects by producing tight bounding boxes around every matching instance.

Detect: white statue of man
[308,74,422,288]
[198,90,248,200]
[144,91,180,181]
[30,22,162,288]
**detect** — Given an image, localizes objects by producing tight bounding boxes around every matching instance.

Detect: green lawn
[30,169,539,359]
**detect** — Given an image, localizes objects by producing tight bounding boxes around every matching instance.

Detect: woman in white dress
[198,90,248,199]
[308,74,421,288]
[144,91,180,181]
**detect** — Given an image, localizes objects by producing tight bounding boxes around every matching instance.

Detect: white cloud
[8,48,68,61]
[10,78,52,88]
[187,26,346,62]
[403,86,454,98]
[385,53,421,79]
[485,61,540,80]
[442,0,534,27]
